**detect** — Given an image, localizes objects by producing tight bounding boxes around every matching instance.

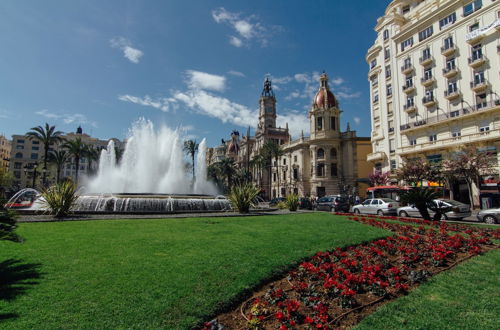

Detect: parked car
[397,199,471,220]
[352,198,399,215]
[299,198,312,210]
[269,197,286,207]
[315,195,350,212]
[477,208,500,224]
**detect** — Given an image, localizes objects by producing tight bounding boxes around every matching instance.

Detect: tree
[262,141,284,197]
[396,158,437,186]
[400,188,440,221]
[217,158,237,193]
[368,171,390,186]
[0,205,22,242]
[250,154,266,189]
[63,138,87,184]
[84,145,100,175]
[114,146,124,165]
[183,140,199,181]
[442,146,496,209]
[25,123,64,187]
[48,150,69,184]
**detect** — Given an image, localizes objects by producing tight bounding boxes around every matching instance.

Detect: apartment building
[0,134,11,172]
[366,0,499,179]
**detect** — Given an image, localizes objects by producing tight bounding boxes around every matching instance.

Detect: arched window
[15,152,23,158]
[330,148,337,159]
[317,148,325,159]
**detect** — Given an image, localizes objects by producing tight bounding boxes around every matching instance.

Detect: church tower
[258,78,277,131]
[309,72,341,140]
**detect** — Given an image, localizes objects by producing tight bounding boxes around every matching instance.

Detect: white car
[477,208,500,224]
[397,199,471,220]
[352,198,399,215]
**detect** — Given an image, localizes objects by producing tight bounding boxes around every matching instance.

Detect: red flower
[304,316,314,324]
[276,311,285,321]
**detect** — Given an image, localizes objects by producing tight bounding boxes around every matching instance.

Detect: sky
[0,0,390,147]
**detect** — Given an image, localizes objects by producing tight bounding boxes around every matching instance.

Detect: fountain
[5,119,231,214]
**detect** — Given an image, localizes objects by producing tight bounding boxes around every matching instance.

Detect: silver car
[477,208,500,224]
[352,198,399,215]
[397,199,471,220]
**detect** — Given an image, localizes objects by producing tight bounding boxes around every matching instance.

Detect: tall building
[9,127,123,190]
[366,0,500,184]
[0,134,11,172]
[208,73,373,199]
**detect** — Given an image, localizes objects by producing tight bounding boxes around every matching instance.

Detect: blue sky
[0,0,389,147]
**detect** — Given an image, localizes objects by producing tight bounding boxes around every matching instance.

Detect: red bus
[366,186,409,201]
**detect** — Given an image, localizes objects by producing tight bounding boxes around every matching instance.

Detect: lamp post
[42,167,47,187]
[23,165,28,188]
[32,163,38,189]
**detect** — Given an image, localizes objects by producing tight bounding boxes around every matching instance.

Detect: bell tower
[309,72,341,140]
[258,78,277,131]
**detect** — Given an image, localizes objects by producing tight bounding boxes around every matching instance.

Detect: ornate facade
[207,73,372,199]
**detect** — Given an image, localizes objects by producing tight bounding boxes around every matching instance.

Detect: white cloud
[211,7,275,47]
[227,70,245,77]
[331,77,345,86]
[336,91,362,99]
[277,111,309,139]
[185,70,226,92]
[110,37,143,64]
[118,94,173,112]
[35,110,97,127]
[354,117,361,125]
[229,36,243,47]
[285,90,301,101]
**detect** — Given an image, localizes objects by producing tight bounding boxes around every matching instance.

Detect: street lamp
[42,167,47,187]
[32,163,38,189]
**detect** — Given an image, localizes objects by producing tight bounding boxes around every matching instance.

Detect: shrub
[276,201,288,210]
[286,194,300,211]
[41,181,79,218]
[228,184,260,213]
[0,203,22,242]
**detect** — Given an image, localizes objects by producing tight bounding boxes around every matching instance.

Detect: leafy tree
[25,123,64,187]
[442,146,496,209]
[183,140,199,181]
[0,167,14,198]
[217,157,237,193]
[48,150,69,183]
[0,203,21,242]
[396,158,435,186]
[368,170,390,186]
[63,138,87,184]
[250,154,266,189]
[262,141,284,197]
[84,145,100,175]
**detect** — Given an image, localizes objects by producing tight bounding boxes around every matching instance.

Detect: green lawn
[356,248,500,330]
[0,213,389,329]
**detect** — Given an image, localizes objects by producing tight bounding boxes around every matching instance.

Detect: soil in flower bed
[208,215,500,329]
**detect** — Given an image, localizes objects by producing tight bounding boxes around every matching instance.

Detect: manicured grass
[0,213,389,329]
[356,248,500,330]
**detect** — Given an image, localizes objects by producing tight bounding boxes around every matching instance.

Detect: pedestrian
[355,195,360,205]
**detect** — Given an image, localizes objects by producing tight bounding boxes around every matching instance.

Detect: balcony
[419,55,433,66]
[468,55,486,68]
[444,89,460,101]
[421,76,435,87]
[422,95,437,107]
[401,63,414,75]
[442,67,459,78]
[403,104,417,113]
[400,123,411,131]
[470,80,489,93]
[403,84,415,94]
[367,151,386,162]
[441,44,456,56]
[466,32,484,45]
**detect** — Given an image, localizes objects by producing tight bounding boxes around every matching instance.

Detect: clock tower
[258,78,277,130]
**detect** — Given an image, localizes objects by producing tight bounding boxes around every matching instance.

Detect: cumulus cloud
[185,70,226,92]
[212,7,277,47]
[354,117,361,125]
[277,111,310,139]
[110,37,144,63]
[118,94,174,112]
[227,70,245,77]
[336,91,362,99]
[35,109,98,127]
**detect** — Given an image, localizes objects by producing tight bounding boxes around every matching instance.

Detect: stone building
[208,73,372,199]
[0,134,11,172]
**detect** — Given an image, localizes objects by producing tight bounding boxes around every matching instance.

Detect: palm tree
[183,140,199,180]
[114,145,124,165]
[85,145,100,175]
[48,150,69,183]
[217,158,236,193]
[250,154,266,188]
[25,123,64,186]
[262,141,284,197]
[63,138,86,184]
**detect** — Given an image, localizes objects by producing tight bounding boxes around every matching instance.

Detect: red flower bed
[209,216,499,329]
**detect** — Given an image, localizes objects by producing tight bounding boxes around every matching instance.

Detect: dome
[314,89,337,109]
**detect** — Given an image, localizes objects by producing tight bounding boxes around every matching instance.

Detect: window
[429,134,437,142]
[469,22,479,32]
[30,153,38,159]
[294,155,297,162]
[401,37,414,51]
[273,172,276,182]
[316,117,323,130]
[15,152,22,158]
[404,57,411,66]
[389,139,395,153]
[446,57,456,70]
[448,80,458,93]
[14,162,22,169]
[388,120,394,133]
[474,71,485,84]
[330,117,336,130]
[439,12,457,29]
[373,93,379,103]
[422,47,431,60]
[405,76,413,89]
[330,148,337,159]
[317,148,325,159]
[385,65,391,78]
[452,127,461,137]
[316,163,325,177]
[479,120,490,132]
[390,159,397,170]
[476,93,487,109]
[463,0,482,17]
[293,168,298,180]
[371,77,378,87]
[17,139,25,143]
[283,171,286,181]
[406,96,415,107]
[32,146,39,150]
[283,158,286,165]
[418,26,434,41]
[387,84,392,96]
[32,140,39,145]
[471,44,482,60]
[387,102,393,114]
[409,137,417,146]
[450,110,460,117]
[330,163,337,177]
[424,68,433,80]
[384,47,390,60]
[16,145,24,149]
[402,5,410,14]
[383,29,389,40]
[370,59,377,69]
[443,36,454,50]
